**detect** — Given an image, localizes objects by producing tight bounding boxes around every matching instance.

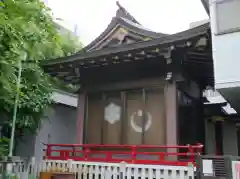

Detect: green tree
[0,0,81,154]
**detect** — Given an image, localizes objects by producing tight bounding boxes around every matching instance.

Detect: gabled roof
[79,1,167,53]
[42,21,213,84]
[41,3,212,87]
[43,22,209,66]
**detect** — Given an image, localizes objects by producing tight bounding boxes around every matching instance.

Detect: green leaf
[0,0,83,156]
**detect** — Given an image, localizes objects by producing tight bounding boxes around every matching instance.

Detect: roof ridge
[115,1,140,24]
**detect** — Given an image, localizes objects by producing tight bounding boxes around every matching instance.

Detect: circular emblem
[130,110,152,133]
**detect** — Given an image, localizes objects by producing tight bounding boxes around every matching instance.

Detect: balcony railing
[44,144,203,166]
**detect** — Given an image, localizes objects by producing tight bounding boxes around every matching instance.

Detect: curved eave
[119,17,167,39]
[79,17,167,53]
[42,22,210,66]
[79,18,119,53]
[42,23,213,87]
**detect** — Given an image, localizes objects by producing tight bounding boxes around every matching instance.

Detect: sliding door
[144,88,165,145]
[126,90,143,145]
[87,93,103,144]
[86,88,165,145]
[102,92,122,144]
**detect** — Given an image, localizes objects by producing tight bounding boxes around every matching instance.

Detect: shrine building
[42,2,215,156]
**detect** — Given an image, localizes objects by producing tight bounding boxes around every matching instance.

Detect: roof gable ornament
[116,1,139,24]
[76,1,167,52]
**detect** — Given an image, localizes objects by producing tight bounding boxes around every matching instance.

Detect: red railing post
[159,152,165,161]
[84,146,89,161]
[59,151,64,160]
[195,143,203,164]
[65,150,70,160]
[187,144,195,163]
[131,145,137,164]
[46,144,51,158]
[72,146,76,157]
[196,143,203,154]
[106,150,112,162]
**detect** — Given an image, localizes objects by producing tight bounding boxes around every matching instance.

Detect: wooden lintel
[82,77,166,92]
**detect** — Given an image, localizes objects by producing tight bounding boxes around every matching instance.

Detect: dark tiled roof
[42,22,210,66]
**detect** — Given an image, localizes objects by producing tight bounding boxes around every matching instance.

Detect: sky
[44,0,208,45]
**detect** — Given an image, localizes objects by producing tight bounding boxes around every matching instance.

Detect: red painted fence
[44,143,203,166]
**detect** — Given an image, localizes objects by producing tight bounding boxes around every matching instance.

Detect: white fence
[0,159,195,179]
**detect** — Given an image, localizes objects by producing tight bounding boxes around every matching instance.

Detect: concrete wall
[16,103,77,161]
[222,122,238,155]
[204,90,238,155]
[209,0,240,88]
[15,131,36,157]
[212,32,240,87]
[206,0,240,114]
[204,120,238,156]
[205,120,216,154]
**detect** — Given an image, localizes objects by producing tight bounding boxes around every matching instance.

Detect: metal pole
[8,53,26,157]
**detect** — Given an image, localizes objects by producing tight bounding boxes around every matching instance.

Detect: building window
[214,0,240,35]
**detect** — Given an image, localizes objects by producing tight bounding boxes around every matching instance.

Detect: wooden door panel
[144,89,165,146]
[86,88,166,146]
[87,94,103,144]
[103,93,122,144]
[126,90,142,145]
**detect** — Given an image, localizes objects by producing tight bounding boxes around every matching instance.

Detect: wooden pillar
[120,92,127,144]
[76,92,86,144]
[141,88,146,144]
[205,120,216,154]
[164,82,177,152]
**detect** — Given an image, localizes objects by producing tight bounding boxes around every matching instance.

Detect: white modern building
[201,0,240,112]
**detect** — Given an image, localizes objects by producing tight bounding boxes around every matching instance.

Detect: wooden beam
[82,77,166,92]
[187,51,211,57]
[164,82,178,154]
[42,22,209,67]
[120,91,127,144]
[76,92,86,144]
[83,94,89,144]
[101,93,107,144]
[141,88,146,144]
